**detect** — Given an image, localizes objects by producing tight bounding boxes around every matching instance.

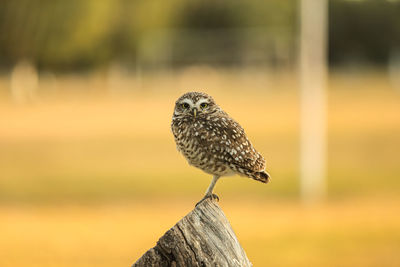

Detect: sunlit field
[1,199,399,267]
[0,70,399,266]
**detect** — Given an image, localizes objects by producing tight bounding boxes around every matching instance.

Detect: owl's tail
[252,171,270,183]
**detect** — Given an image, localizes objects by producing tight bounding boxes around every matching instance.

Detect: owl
[171,92,270,205]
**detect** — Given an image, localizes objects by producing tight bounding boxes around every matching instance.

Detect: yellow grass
[0,199,399,267]
[0,69,399,266]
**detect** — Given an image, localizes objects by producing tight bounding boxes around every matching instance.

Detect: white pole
[299,0,328,203]
[10,60,39,104]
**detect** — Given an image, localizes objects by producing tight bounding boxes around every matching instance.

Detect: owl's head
[173,92,220,119]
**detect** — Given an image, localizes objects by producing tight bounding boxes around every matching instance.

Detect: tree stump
[132,198,252,267]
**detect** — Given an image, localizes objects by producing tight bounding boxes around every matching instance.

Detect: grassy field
[1,198,399,267]
[0,70,399,266]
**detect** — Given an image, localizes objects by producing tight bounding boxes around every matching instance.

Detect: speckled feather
[171,92,269,183]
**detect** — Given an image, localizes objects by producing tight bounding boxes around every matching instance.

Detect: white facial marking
[175,98,194,115]
[197,98,209,109]
[181,98,194,107]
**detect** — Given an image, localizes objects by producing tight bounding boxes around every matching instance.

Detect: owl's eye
[181,103,190,109]
[200,103,208,109]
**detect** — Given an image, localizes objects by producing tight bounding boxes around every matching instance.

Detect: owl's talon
[195,193,219,207]
[211,193,219,202]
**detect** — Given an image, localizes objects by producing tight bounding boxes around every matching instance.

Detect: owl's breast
[173,119,207,157]
[171,117,232,176]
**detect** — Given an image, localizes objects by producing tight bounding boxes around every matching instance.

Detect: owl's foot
[195,193,219,207]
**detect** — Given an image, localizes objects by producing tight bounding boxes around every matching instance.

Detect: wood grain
[133,198,252,267]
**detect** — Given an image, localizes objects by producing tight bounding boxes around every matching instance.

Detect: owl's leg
[204,175,220,197]
[195,175,220,207]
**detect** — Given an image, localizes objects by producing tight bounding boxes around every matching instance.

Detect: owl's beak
[192,108,197,118]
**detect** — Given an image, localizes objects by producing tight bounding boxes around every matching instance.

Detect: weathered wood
[133,198,252,267]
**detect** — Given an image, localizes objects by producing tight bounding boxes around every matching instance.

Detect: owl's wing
[218,115,266,173]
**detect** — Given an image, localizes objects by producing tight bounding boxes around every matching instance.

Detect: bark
[132,198,252,267]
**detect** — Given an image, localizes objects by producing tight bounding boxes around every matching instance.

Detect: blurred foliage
[0,0,294,70]
[0,0,400,71]
[329,0,400,66]
[0,0,117,70]
[172,0,295,29]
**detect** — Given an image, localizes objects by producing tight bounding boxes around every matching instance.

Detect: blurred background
[0,0,399,266]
